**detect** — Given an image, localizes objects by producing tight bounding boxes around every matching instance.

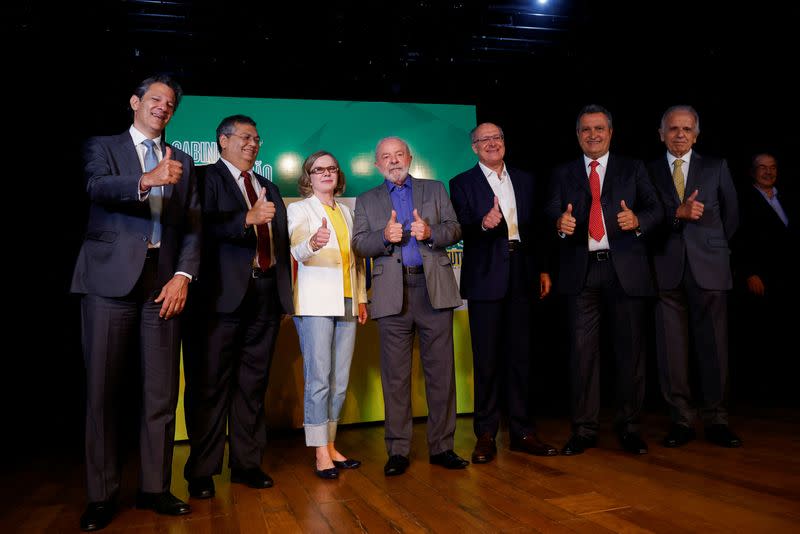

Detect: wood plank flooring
[2,411,798,533]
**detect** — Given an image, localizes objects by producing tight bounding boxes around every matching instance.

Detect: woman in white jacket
[288,151,368,479]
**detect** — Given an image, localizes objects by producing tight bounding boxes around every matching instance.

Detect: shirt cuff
[175,271,193,281]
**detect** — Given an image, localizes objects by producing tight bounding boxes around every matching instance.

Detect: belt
[402,265,424,275]
[145,247,160,260]
[508,239,523,252]
[252,266,276,278]
[589,250,611,262]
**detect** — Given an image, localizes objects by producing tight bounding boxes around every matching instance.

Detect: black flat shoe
[332,458,361,469]
[619,432,648,455]
[561,434,598,456]
[705,424,742,448]
[662,424,696,448]
[80,501,116,531]
[135,491,191,516]
[314,466,339,479]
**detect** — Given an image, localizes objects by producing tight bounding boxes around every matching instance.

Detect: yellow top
[323,204,352,298]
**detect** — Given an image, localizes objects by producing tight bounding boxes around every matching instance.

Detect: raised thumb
[321,217,328,228]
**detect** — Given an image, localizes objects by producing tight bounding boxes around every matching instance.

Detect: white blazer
[288,195,367,316]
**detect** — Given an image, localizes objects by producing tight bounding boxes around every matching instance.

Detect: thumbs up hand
[310,217,331,251]
[140,145,183,190]
[410,208,430,241]
[482,196,503,230]
[616,199,639,231]
[676,189,704,220]
[556,203,576,235]
[246,187,276,225]
[384,210,404,243]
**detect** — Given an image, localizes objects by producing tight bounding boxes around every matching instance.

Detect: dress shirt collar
[385,176,412,193]
[220,156,254,181]
[129,125,162,149]
[478,161,508,182]
[583,152,609,171]
[667,149,692,167]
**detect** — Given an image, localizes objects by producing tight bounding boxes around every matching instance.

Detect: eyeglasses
[310,166,339,175]
[228,133,264,146]
[472,134,504,145]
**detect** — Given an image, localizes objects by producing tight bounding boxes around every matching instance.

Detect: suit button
[142,236,148,241]
[397,258,401,263]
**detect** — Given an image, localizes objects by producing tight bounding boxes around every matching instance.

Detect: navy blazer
[545,154,662,297]
[198,159,293,315]
[450,163,544,300]
[71,131,201,297]
[647,152,738,291]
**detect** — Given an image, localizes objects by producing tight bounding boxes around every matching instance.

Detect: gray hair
[660,105,700,133]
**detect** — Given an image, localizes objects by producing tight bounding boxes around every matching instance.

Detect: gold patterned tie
[673,159,685,202]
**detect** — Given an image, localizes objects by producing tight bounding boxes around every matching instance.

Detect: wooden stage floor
[3,410,799,533]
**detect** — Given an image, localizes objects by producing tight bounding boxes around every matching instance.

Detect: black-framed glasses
[228,133,264,146]
[310,166,339,175]
[472,134,504,145]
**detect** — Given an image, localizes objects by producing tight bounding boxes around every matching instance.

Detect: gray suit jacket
[648,151,739,291]
[352,176,462,319]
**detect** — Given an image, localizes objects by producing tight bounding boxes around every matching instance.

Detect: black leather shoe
[510,433,559,456]
[314,466,339,479]
[80,501,116,531]
[332,458,361,469]
[188,476,215,499]
[472,433,497,464]
[231,468,274,488]
[384,454,410,476]
[662,424,696,448]
[429,450,469,469]
[705,424,742,448]
[135,491,191,516]
[619,432,648,455]
[561,434,598,456]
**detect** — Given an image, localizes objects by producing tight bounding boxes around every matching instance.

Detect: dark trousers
[468,250,535,439]
[81,252,181,501]
[183,271,282,478]
[655,262,729,426]
[376,272,457,457]
[566,255,646,438]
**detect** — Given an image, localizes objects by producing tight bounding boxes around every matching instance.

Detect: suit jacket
[198,159,293,314]
[71,131,201,296]
[449,163,543,300]
[647,151,739,291]
[545,154,662,297]
[352,176,462,319]
[287,195,367,316]
[734,184,797,294]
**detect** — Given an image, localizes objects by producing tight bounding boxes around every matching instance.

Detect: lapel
[159,140,174,203]
[601,154,615,202]
[308,195,342,244]
[686,151,702,197]
[656,156,679,204]
[336,199,354,238]
[471,164,496,203]
[411,176,424,217]
[216,159,249,211]
[571,158,590,196]
[376,180,395,221]
[116,132,143,178]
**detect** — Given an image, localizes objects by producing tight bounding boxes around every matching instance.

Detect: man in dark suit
[648,105,741,448]
[352,136,468,476]
[71,74,200,531]
[449,122,558,464]
[182,115,293,499]
[733,153,798,403]
[545,105,662,456]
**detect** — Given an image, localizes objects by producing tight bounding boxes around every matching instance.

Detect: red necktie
[241,172,272,269]
[588,160,605,241]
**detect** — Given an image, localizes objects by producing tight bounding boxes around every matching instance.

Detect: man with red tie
[545,105,662,456]
[182,115,293,499]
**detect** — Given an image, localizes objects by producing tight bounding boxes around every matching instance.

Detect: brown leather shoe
[471,433,497,463]
[510,433,558,456]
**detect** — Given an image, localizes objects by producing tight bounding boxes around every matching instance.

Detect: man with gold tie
[647,105,741,449]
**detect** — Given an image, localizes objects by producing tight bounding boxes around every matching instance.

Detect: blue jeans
[293,298,357,446]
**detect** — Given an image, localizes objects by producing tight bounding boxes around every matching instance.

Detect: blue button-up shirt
[385,178,423,267]
[755,185,789,227]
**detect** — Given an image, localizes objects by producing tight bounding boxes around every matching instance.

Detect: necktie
[673,159,685,202]
[142,139,162,245]
[588,160,604,241]
[241,172,272,269]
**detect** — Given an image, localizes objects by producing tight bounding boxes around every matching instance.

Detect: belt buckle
[595,251,609,261]
[252,268,261,279]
